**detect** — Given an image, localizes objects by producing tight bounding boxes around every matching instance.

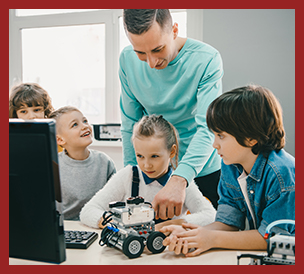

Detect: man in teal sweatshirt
[119,9,223,219]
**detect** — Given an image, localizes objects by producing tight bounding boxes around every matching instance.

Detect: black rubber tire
[122,235,145,259]
[146,231,166,254]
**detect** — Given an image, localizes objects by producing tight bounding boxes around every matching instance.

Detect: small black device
[9,119,66,264]
[93,123,121,141]
[65,230,98,249]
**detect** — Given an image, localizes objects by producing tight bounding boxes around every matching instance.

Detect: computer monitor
[9,119,66,264]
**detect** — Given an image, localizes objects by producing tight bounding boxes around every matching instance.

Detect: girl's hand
[160,224,187,246]
[161,223,216,257]
[160,224,187,235]
[178,223,214,257]
[155,218,185,231]
[165,234,190,255]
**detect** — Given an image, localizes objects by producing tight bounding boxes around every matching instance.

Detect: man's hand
[152,175,187,220]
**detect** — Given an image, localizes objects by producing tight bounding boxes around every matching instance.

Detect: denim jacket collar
[233,153,268,183]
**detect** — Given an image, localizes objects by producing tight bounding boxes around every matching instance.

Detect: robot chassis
[237,220,295,265]
[99,196,166,259]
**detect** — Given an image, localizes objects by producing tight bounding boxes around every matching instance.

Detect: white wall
[202,9,295,156]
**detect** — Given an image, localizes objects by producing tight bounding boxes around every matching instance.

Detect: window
[16,9,103,17]
[9,9,202,124]
[21,24,105,124]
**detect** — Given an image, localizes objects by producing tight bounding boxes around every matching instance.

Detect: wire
[144,201,152,208]
[264,219,295,239]
[102,211,113,226]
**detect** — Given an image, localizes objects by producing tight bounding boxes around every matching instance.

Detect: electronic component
[237,219,295,265]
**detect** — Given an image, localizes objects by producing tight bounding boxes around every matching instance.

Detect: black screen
[9,119,66,263]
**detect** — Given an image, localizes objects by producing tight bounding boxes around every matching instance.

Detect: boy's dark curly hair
[206,84,285,156]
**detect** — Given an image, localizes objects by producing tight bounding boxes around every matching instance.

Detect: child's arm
[182,182,216,226]
[161,221,267,256]
[79,166,132,228]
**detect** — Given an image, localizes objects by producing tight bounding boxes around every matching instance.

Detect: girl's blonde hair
[9,83,54,118]
[132,114,179,169]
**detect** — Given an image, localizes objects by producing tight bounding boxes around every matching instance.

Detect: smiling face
[127,21,179,70]
[56,110,93,150]
[16,104,45,119]
[212,130,258,174]
[133,136,176,179]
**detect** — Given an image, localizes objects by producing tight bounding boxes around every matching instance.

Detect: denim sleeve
[215,203,246,230]
[215,174,246,230]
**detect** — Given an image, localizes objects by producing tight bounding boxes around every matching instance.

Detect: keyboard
[64,230,98,249]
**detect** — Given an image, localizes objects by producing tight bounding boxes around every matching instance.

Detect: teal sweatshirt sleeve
[173,51,223,183]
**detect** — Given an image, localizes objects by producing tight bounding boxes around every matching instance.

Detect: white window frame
[9,9,203,123]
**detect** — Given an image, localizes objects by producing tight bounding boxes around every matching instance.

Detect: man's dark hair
[123,9,172,35]
[206,85,285,155]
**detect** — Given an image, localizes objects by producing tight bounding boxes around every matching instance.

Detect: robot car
[99,196,166,259]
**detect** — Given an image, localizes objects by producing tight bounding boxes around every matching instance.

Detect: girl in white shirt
[80,114,216,229]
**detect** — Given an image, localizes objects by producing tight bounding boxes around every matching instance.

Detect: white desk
[9,220,260,265]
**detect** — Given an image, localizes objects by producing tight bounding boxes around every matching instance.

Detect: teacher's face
[127,21,179,70]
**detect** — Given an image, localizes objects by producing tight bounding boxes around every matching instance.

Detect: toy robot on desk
[237,220,295,265]
[99,196,166,258]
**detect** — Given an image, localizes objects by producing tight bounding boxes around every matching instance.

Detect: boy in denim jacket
[160,85,295,257]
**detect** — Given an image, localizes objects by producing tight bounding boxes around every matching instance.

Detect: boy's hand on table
[160,223,214,257]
